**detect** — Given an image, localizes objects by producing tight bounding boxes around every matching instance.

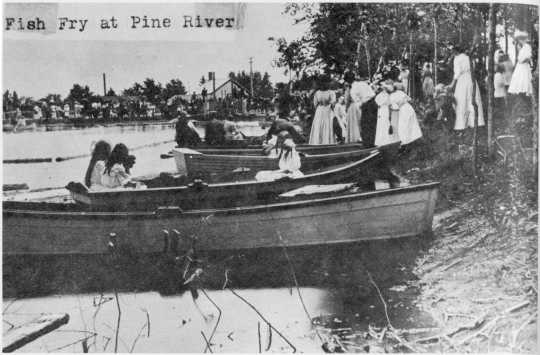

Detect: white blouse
[101,163,131,188]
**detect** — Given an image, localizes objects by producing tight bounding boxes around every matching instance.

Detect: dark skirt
[360,98,378,147]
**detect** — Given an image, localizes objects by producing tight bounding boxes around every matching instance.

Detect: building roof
[198,79,250,96]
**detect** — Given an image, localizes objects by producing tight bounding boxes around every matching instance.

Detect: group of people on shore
[309,71,423,148]
[85,141,140,190]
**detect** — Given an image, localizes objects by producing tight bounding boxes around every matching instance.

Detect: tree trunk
[487,4,496,155]
[470,54,479,178]
[433,17,438,86]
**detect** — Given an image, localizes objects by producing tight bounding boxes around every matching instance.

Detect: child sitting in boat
[101,143,143,189]
[256,132,304,181]
[84,140,111,190]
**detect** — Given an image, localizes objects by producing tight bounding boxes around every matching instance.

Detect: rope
[3,140,174,164]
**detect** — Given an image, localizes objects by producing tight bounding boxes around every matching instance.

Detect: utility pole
[249,57,254,104]
[102,73,107,96]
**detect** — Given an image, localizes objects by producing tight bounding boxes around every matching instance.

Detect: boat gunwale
[184,145,378,161]
[84,151,379,195]
[4,182,440,218]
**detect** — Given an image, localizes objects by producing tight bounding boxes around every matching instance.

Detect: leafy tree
[66,84,93,104]
[228,71,273,99]
[142,78,163,104]
[123,82,144,97]
[42,94,62,105]
[162,79,187,100]
[106,88,116,96]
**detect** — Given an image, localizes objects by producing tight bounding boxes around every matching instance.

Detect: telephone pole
[102,73,107,96]
[249,57,254,104]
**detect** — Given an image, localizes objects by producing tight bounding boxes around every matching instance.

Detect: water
[3,289,337,353]
[3,122,436,352]
[3,122,265,189]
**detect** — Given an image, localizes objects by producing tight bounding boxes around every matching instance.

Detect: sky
[3,3,309,99]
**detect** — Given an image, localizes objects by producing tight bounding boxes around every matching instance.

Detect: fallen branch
[114,290,121,353]
[257,322,262,353]
[201,331,214,353]
[510,312,537,350]
[200,289,222,353]
[48,334,97,353]
[504,300,530,314]
[228,288,296,352]
[279,232,324,343]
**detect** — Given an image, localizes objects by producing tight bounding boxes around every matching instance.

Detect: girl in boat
[84,140,111,189]
[256,131,303,181]
[101,143,138,189]
[309,75,336,145]
[390,82,423,145]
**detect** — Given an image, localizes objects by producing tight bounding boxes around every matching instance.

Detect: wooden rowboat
[163,142,365,157]
[3,182,439,256]
[174,142,399,178]
[66,150,384,210]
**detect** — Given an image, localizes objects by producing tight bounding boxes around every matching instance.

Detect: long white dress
[508,43,533,96]
[389,90,423,145]
[344,83,362,143]
[453,53,485,130]
[374,91,400,146]
[309,90,336,145]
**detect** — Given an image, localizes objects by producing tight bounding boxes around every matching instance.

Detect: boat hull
[3,182,439,255]
[173,142,365,156]
[71,151,383,210]
[174,143,397,178]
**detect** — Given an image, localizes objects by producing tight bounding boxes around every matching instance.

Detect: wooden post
[487,4,496,155]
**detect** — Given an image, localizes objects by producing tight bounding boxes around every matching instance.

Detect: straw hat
[514,30,529,40]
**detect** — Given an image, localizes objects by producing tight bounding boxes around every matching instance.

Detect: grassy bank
[390,120,538,352]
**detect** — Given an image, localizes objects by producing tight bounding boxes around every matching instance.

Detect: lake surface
[3,122,265,189]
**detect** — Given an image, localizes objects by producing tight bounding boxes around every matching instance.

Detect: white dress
[89,160,106,190]
[389,90,423,145]
[255,139,303,181]
[309,90,336,145]
[508,43,533,95]
[374,91,400,146]
[453,53,485,130]
[101,163,131,188]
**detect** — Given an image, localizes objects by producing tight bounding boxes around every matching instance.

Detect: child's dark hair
[105,143,130,175]
[84,140,111,186]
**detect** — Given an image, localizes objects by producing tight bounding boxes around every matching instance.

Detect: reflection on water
[3,123,266,189]
[3,289,335,353]
[3,239,436,353]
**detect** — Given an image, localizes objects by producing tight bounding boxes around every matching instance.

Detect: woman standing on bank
[448,44,485,131]
[309,75,336,145]
[343,71,362,143]
[508,30,533,97]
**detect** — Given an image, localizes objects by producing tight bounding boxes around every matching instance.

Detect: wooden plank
[3,313,69,352]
